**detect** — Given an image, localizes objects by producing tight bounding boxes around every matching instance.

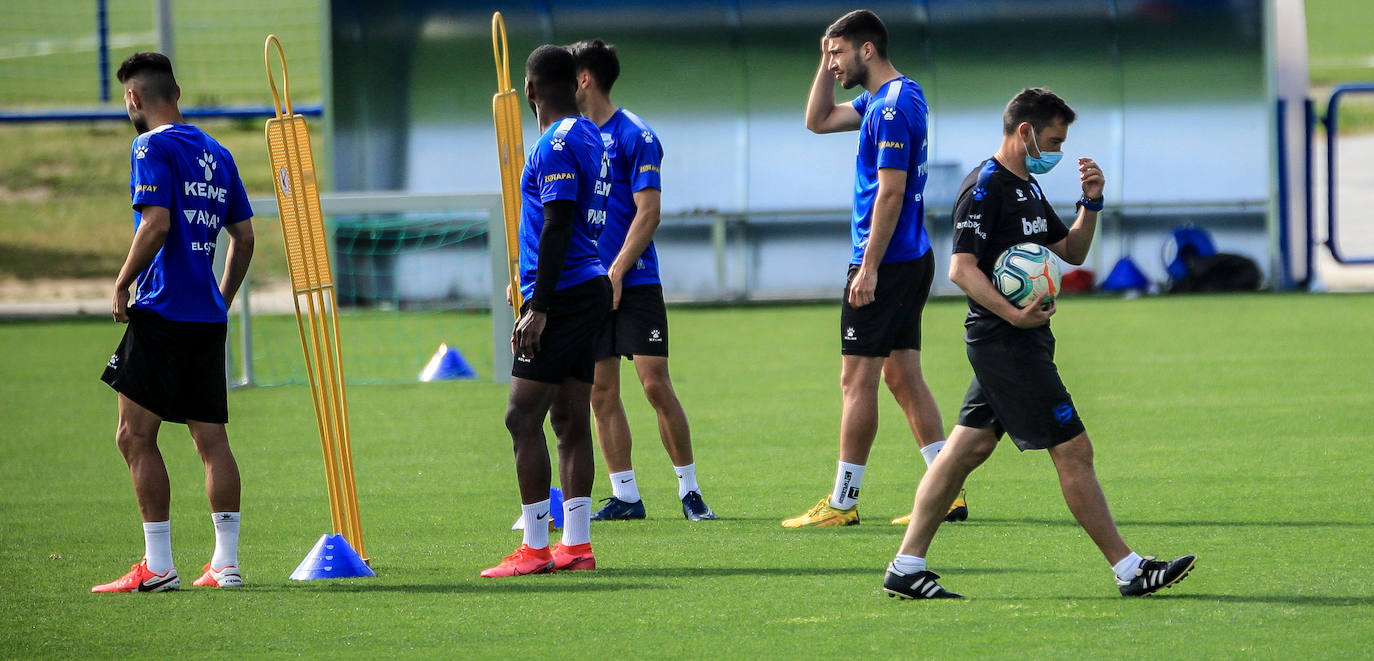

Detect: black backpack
[1168,253,1262,293]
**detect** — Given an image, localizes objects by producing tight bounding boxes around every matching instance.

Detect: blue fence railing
[0,105,323,123]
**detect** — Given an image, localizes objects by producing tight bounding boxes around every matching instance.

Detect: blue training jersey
[595,108,663,287]
[848,76,931,265]
[128,123,253,323]
[519,116,610,300]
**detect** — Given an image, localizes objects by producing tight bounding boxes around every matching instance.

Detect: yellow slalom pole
[492,12,525,319]
[263,34,367,561]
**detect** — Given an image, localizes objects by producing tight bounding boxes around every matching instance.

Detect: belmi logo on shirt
[1022,216,1048,234]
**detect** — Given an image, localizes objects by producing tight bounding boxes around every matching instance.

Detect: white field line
[0,31,156,61]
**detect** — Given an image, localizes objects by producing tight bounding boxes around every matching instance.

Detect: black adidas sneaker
[883,568,964,599]
[1118,555,1196,596]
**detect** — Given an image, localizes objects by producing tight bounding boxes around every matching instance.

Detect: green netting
[230,211,496,386]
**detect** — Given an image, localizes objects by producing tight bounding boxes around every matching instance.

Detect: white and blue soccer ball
[993,242,1061,308]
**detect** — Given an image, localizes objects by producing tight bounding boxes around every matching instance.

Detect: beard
[840,60,869,90]
[130,114,149,134]
[528,98,537,120]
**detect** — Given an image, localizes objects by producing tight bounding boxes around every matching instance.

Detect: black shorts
[100,307,229,424]
[840,252,934,356]
[594,284,669,360]
[955,326,1085,451]
[512,276,612,384]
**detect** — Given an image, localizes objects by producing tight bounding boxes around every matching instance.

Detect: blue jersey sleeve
[222,152,254,224]
[130,138,173,210]
[627,129,663,193]
[537,139,580,204]
[850,91,872,116]
[873,104,917,171]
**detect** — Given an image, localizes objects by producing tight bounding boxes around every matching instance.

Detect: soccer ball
[993,242,1061,309]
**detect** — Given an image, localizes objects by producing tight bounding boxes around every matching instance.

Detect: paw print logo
[641,130,654,144]
[550,138,565,151]
[134,145,148,159]
[881,106,897,120]
[197,151,217,180]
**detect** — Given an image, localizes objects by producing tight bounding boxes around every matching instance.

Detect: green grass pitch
[2,295,1373,658]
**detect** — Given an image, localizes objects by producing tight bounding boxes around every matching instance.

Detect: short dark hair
[526,44,578,108]
[115,52,178,103]
[825,10,888,59]
[1002,87,1076,135]
[568,39,620,93]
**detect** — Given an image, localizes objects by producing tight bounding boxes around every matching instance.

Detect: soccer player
[783,10,962,528]
[882,87,1195,599]
[92,52,254,592]
[566,39,716,523]
[482,44,613,577]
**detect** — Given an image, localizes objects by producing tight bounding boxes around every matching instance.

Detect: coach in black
[881,87,1195,599]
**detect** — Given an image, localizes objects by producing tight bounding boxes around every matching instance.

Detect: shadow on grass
[1160,593,1374,607]
[241,565,1042,594]
[970,517,1370,529]
[1016,593,1374,607]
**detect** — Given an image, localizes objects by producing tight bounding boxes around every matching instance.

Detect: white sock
[609,470,641,503]
[520,500,550,550]
[674,463,699,499]
[829,461,866,509]
[561,497,593,546]
[211,512,241,568]
[142,521,173,574]
[919,440,946,467]
[889,554,926,575]
[1113,551,1144,582]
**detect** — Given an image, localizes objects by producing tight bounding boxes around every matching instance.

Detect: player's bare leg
[882,350,943,445]
[838,354,885,465]
[783,355,883,527]
[188,420,243,587]
[484,376,561,578]
[896,424,997,557]
[187,421,240,512]
[550,379,596,501]
[1045,432,1130,564]
[549,378,597,568]
[632,355,713,519]
[504,377,560,504]
[883,349,967,524]
[93,394,181,592]
[591,357,633,473]
[631,356,692,466]
[589,357,646,520]
[116,394,169,522]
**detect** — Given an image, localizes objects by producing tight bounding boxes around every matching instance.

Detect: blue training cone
[510,487,564,530]
[419,343,478,381]
[1101,256,1151,292]
[290,533,377,581]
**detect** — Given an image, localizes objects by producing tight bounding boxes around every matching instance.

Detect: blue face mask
[1024,131,1062,174]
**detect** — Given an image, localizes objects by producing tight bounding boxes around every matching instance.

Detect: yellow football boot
[782,497,859,528]
[890,490,968,525]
